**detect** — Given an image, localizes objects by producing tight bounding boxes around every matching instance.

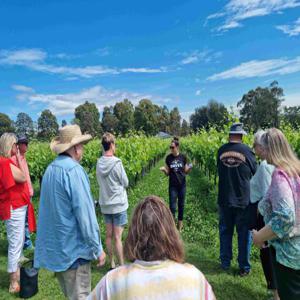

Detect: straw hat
[50,125,92,154]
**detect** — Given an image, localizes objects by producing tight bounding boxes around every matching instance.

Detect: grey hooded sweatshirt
[96,156,129,214]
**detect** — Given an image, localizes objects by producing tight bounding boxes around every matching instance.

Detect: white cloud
[180,50,222,65]
[53,53,82,60]
[284,92,300,106]
[277,17,300,36]
[0,49,46,64]
[181,55,199,65]
[195,90,202,96]
[0,48,167,78]
[11,85,173,116]
[11,85,35,93]
[120,67,165,73]
[207,56,300,81]
[207,0,300,32]
[95,47,110,57]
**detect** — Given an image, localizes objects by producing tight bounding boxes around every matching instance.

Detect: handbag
[20,260,39,298]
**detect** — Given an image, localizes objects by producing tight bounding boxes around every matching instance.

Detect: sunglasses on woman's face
[170,146,175,149]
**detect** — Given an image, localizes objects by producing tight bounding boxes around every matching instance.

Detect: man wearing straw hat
[34,125,106,300]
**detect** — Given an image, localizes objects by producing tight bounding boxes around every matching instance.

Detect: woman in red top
[0,133,30,293]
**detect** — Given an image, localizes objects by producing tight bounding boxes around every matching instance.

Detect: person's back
[96,155,128,214]
[34,125,105,300]
[89,260,214,300]
[216,123,257,276]
[88,195,215,300]
[217,142,257,208]
[35,154,101,271]
[35,154,103,272]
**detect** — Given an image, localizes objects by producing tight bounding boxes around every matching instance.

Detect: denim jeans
[169,185,186,221]
[23,206,33,250]
[219,205,251,271]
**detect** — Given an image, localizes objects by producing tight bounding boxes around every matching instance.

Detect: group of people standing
[217,123,300,300]
[0,125,214,300]
[1,121,300,300]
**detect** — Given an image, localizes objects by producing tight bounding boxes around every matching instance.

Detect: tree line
[1,81,300,140]
[0,99,189,140]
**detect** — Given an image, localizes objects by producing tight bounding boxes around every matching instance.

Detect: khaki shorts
[56,262,91,300]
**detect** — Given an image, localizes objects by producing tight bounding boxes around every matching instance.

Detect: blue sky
[1,0,300,123]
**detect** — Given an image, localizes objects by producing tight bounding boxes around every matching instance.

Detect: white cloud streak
[0,49,167,78]
[277,17,300,36]
[180,50,222,65]
[11,85,35,93]
[207,0,300,32]
[11,85,172,116]
[95,47,110,57]
[207,56,300,81]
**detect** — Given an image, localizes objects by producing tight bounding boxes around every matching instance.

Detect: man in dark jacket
[217,123,257,276]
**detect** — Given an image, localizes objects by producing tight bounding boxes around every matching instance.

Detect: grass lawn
[0,159,270,299]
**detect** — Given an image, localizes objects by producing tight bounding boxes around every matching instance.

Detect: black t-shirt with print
[217,142,257,208]
[166,153,187,187]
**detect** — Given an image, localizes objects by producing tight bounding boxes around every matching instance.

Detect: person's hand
[97,251,106,267]
[15,146,22,166]
[159,166,166,172]
[252,230,264,249]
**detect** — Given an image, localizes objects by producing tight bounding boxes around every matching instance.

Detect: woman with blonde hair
[88,195,215,300]
[250,130,279,299]
[0,133,30,293]
[253,128,300,300]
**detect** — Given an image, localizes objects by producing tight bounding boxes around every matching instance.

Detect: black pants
[270,247,300,300]
[169,185,186,221]
[256,214,277,290]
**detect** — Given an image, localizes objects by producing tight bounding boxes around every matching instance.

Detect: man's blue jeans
[219,205,251,271]
[169,185,186,221]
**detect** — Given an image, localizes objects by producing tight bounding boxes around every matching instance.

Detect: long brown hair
[261,128,300,177]
[124,195,184,263]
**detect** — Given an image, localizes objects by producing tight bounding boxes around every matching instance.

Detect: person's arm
[160,156,170,175]
[183,155,192,174]
[160,165,170,175]
[250,163,272,203]
[10,163,26,183]
[67,166,105,261]
[252,225,277,248]
[118,161,129,188]
[254,170,295,247]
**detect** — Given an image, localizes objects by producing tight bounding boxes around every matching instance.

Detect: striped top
[88,260,215,300]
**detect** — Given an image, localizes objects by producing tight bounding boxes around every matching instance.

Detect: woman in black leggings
[160,137,192,231]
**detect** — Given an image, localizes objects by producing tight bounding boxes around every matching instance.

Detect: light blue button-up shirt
[34,155,103,272]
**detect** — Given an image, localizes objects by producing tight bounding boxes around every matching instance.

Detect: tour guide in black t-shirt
[160,137,192,232]
[217,123,257,277]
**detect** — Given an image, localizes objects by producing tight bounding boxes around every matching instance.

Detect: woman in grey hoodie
[96,133,129,269]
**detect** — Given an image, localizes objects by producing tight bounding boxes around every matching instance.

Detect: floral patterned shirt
[258,168,300,270]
